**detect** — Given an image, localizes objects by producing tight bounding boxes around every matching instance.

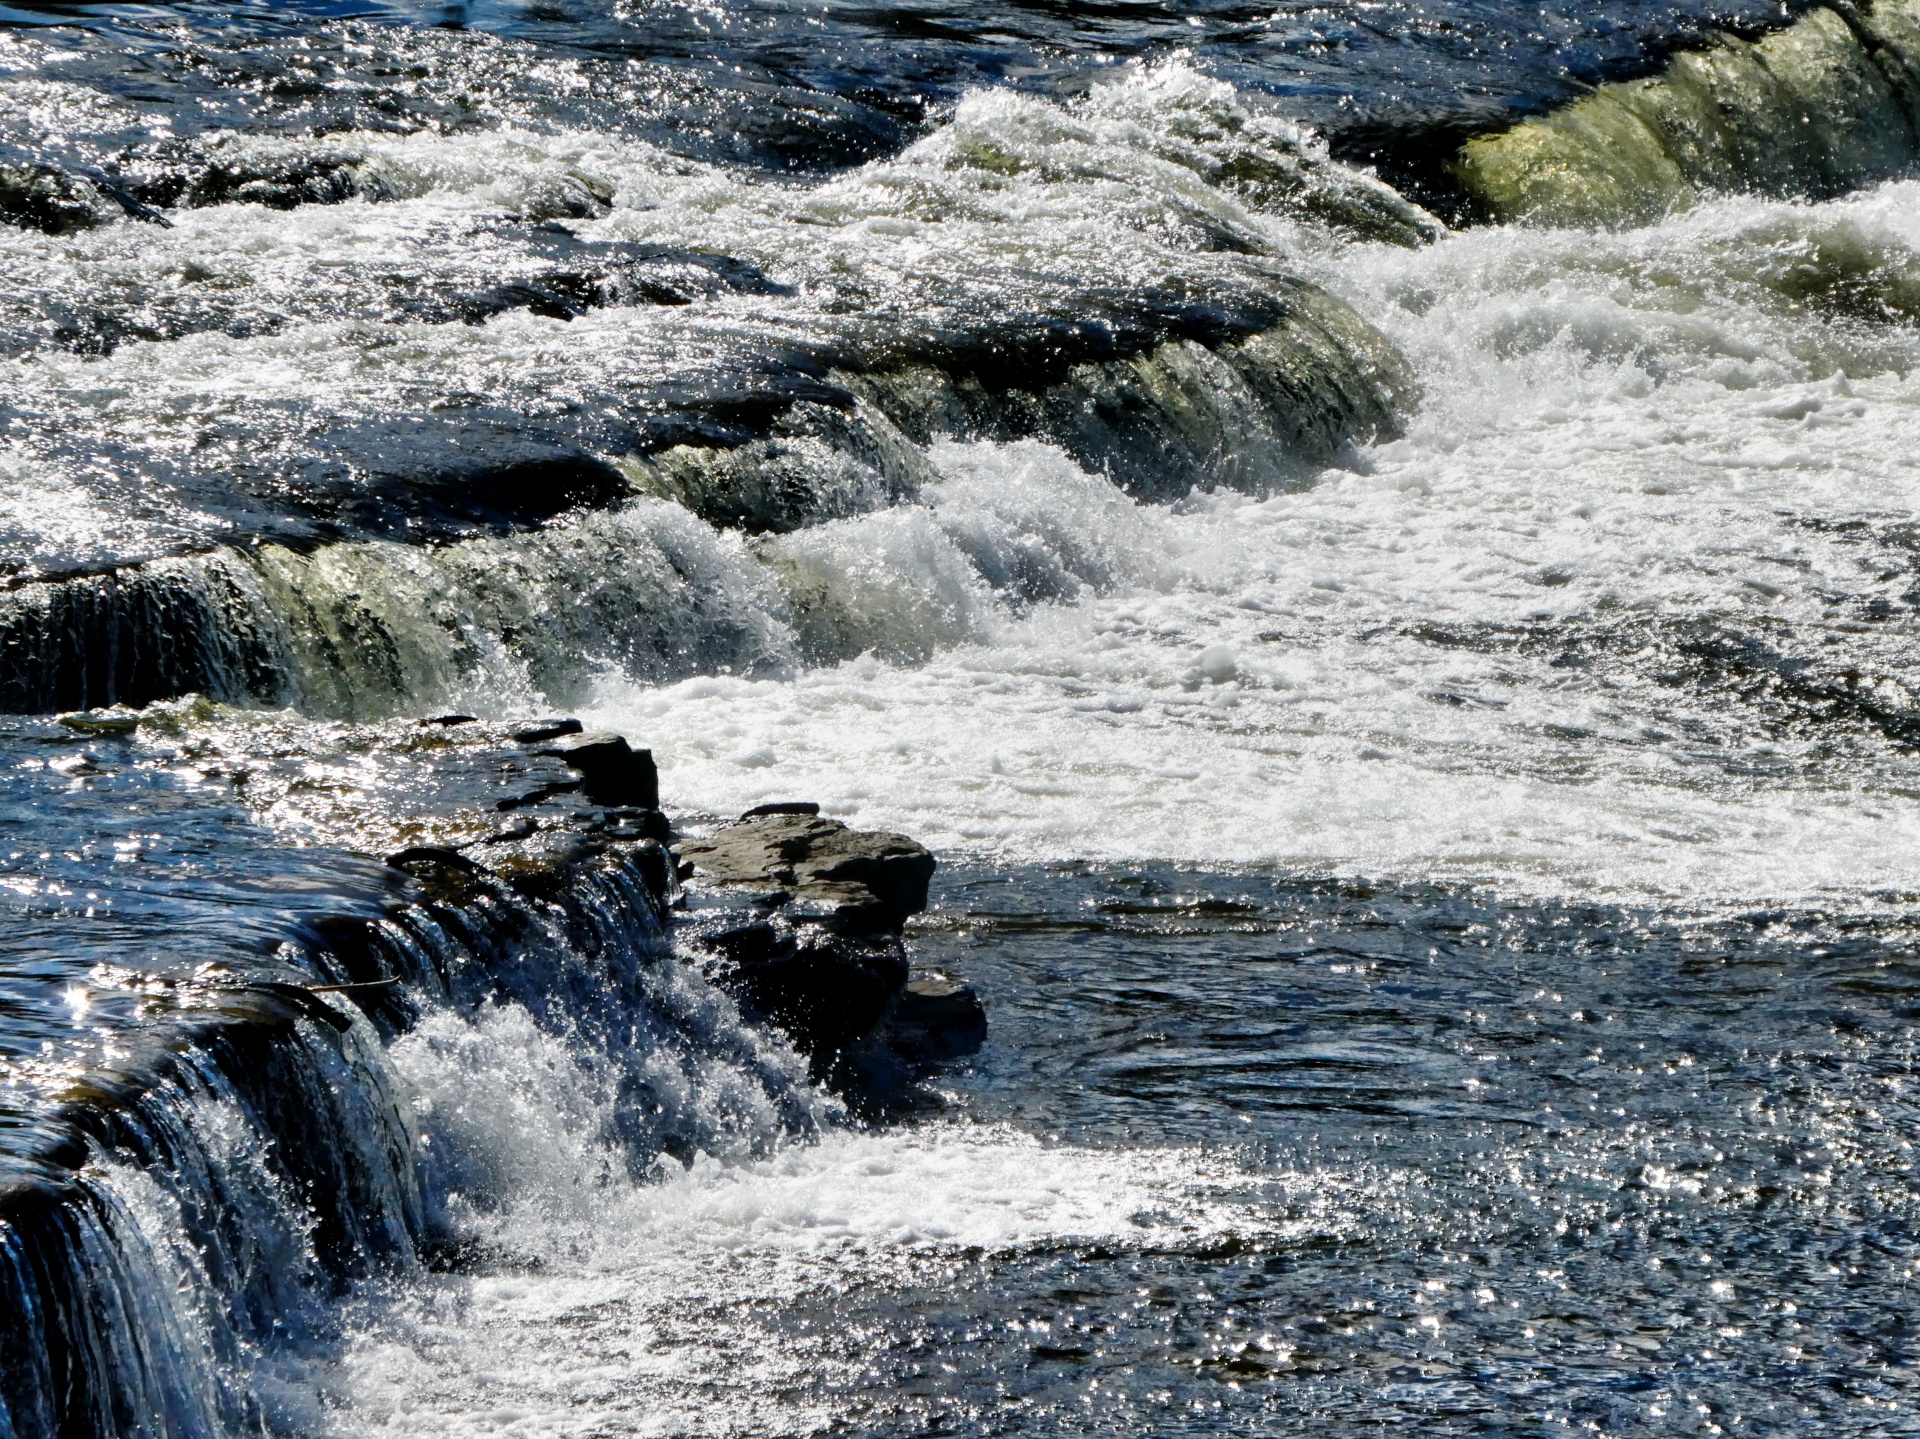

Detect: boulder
[535,731,658,808]
[676,812,934,933]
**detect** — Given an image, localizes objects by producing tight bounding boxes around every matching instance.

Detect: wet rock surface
[677,811,937,933]
[1453,0,1920,226]
[676,810,983,1096]
[0,706,979,1153]
[0,163,127,235]
[0,695,984,1439]
[534,730,660,809]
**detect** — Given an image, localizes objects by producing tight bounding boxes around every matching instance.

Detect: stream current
[6,1,1920,1435]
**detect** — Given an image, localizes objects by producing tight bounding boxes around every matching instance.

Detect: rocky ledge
[375,717,986,1099]
[675,804,985,1103]
[40,702,986,1108]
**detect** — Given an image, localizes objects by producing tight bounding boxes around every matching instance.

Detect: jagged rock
[535,731,658,808]
[683,814,978,1089]
[109,138,378,213]
[676,812,934,933]
[0,164,118,235]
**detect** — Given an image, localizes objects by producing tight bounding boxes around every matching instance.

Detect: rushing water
[7,0,1920,1435]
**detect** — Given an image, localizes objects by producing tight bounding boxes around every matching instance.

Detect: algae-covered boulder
[1455,1,1920,228]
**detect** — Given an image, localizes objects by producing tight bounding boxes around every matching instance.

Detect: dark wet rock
[638,395,935,534]
[536,731,659,808]
[385,845,481,874]
[879,977,988,1064]
[0,557,290,716]
[295,417,637,541]
[836,975,989,1106]
[693,916,909,1070]
[593,808,674,845]
[513,717,584,744]
[494,780,583,811]
[840,281,1415,502]
[485,815,542,844]
[677,807,978,1093]
[113,140,374,212]
[0,164,120,235]
[385,844,487,905]
[620,835,676,895]
[677,813,935,934]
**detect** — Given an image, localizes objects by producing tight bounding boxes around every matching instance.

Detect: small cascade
[1455,0,1920,226]
[0,824,835,1437]
[0,992,423,1439]
[17,2,1920,1432]
[0,57,1425,721]
[0,287,1412,719]
[0,554,293,715]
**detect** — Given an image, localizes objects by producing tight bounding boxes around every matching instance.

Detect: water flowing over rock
[1456,0,1920,225]
[10,0,1920,1433]
[0,714,979,1433]
[0,288,1411,718]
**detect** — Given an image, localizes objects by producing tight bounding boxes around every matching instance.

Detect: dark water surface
[863,864,1920,1433]
[0,0,1819,168]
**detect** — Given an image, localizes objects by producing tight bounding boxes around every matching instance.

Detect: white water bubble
[1198,644,1239,684]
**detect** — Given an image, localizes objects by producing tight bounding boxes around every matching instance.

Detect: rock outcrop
[1453,0,1920,227]
[676,810,935,933]
[535,730,660,809]
[677,808,984,1099]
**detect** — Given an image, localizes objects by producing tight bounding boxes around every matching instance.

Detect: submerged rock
[0,164,122,235]
[302,417,639,541]
[877,976,989,1065]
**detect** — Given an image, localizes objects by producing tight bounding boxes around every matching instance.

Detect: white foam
[288,1003,1319,1438]
[582,184,1920,910]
